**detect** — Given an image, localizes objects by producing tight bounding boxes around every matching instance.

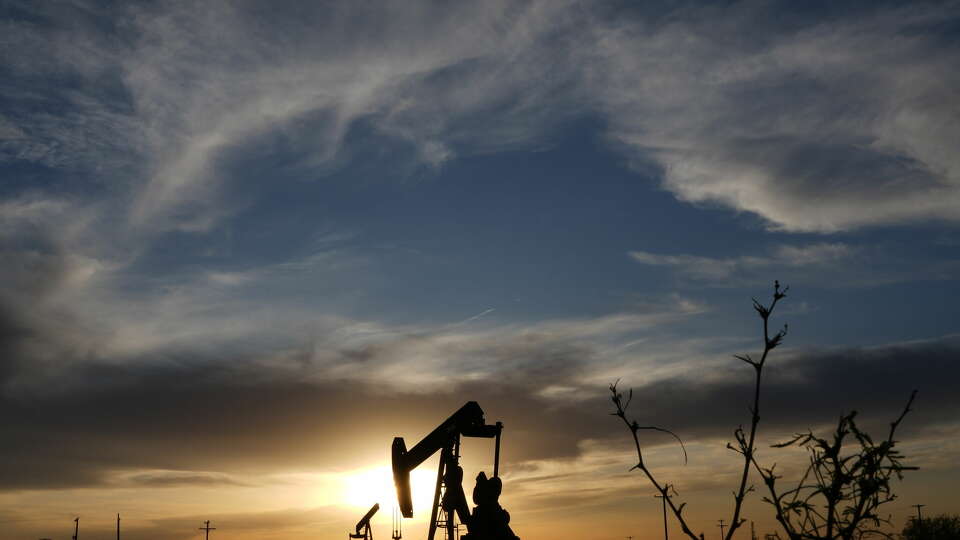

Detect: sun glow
[341,465,437,520]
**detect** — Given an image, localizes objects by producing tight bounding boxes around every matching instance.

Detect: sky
[1,0,959,539]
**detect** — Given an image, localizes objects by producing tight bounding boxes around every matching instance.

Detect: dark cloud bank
[0,240,957,490]
[2,301,957,492]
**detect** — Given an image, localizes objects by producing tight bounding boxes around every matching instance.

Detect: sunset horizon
[2,1,959,539]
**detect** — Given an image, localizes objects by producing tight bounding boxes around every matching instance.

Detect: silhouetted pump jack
[392,401,519,540]
[350,503,380,540]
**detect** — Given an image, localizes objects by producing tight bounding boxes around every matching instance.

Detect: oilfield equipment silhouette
[392,504,403,540]
[349,401,520,540]
[350,504,380,540]
[50,403,517,540]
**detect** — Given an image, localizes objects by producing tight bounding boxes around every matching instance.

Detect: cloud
[1,270,957,492]
[628,240,960,287]
[612,335,960,448]
[629,243,854,282]
[583,2,960,231]
[122,470,249,488]
[0,264,707,490]
[2,2,570,235]
[4,1,586,232]
[4,2,960,239]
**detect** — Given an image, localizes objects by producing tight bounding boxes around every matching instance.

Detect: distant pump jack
[349,503,380,540]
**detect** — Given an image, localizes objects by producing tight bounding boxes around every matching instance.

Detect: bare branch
[608,281,914,540]
[609,381,700,540]
[727,281,789,540]
[634,424,689,465]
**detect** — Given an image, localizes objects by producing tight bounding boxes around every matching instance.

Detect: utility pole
[751,521,757,540]
[117,513,120,540]
[912,503,926,535]
[72,517,79,540]
[912,504,926,524]
[626,536,634,540]
[655,492,672,540]
[199,520,217,540]
[718,519,726,540]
